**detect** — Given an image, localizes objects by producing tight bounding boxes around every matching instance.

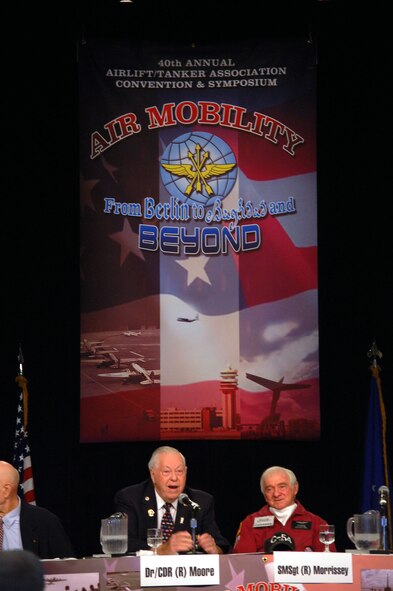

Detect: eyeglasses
[160,469,186,477]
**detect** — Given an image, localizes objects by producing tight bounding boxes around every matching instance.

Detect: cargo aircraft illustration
[177,313,199,322]
[246,373,311,412]
[246,373,311,436]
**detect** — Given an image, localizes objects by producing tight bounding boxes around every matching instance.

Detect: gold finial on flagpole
[18,343,24,375]
[367,339,383,368]
[16,344,29,429]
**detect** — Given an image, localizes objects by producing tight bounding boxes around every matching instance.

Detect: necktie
[0,516,3,551]
[161,503,174,542]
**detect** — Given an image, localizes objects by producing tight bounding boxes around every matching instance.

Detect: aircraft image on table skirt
[98,362,160,385]
[122,330,141,336]
[177,313,199,322]
[246,373,311,437]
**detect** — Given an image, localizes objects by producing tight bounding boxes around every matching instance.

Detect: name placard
[273,551,353,583]
[140,554,220,586]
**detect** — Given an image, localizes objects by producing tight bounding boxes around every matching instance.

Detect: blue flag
[360,362,392,548]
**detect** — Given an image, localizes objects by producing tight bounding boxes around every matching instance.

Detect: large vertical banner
[79,38,319,443]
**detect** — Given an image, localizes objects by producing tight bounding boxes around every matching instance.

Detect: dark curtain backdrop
[1,1,392,558]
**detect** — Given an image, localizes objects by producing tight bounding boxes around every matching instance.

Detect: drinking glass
[147,528,162,554]
[319,524,335,552]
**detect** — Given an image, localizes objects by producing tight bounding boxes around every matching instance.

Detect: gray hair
[148,446,186,470]
[260,466,297,493]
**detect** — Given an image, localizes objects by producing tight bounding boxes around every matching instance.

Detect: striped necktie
[161,503,174,542]
[0,516,3,551]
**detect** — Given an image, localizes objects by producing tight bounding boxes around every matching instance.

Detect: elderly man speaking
[114,446,230,555]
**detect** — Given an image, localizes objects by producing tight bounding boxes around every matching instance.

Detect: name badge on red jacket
[292,520,312,529]
[253,516,275,527]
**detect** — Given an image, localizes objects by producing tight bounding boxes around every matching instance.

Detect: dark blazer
[114,479,230,553]
[19,501,75,559]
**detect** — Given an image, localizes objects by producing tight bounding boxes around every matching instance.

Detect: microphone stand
[187,507,203,554]
[380,502,388,551]
[190,510,197,553]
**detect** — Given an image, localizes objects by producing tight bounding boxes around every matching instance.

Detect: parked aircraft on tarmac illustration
[96,352,146,369]
[80,339,104,356]
[98,362,160,385]
[131,362,160,385]
[80,338,119,357]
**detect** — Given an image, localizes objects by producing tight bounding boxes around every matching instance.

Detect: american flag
[13,349,36,504]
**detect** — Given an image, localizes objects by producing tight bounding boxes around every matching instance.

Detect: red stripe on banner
[239,216,317,307]
[237,100,316,181]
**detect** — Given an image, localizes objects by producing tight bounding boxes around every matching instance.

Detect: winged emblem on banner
[162,143,236,196]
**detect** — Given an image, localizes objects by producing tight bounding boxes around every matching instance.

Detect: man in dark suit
[114,446,230,555]
[0,461,74,558]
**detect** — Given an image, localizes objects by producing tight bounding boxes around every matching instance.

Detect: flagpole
[16,344,29,431]
[366,340,392,550]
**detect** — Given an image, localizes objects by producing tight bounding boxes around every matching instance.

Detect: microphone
[178,493,200,511]
[378,485,389,509]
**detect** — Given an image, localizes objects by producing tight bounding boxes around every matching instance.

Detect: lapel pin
[148,509,155,517]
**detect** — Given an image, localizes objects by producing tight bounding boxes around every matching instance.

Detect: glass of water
[319,524,335,552]
[147,528,163,554]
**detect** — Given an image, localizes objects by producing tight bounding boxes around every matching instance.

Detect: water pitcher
[100,512,128,555]
[346,510,380,551]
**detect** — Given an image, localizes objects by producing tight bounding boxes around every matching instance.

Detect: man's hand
[157,531,194,555]
[197,533,222,554]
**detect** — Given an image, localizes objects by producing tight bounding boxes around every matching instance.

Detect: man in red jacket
[232,465,336,553]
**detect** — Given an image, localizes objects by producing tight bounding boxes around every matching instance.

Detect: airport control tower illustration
[220,365,238,430]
